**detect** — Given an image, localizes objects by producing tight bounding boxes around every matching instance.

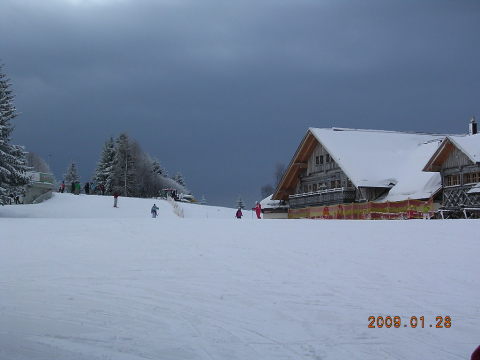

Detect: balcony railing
[289,187,356,208]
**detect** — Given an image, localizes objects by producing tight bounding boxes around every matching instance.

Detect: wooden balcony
[288,187,356,208]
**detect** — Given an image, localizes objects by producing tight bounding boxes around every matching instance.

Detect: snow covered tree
[173,172,190,194]
[151,158,166,177]
[64,162,80,186]
[94,137,115,194]
[0,66,30,205]
[111,133,136,196]
[236,196,245,209]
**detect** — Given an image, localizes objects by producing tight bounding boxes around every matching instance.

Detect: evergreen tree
[111,133,136,196]
[0,66,29,205]
[173,172,190,194]
[236,196,245,209]
[94,137,115,194]
[64,162,80,185]
[151,158,165,177]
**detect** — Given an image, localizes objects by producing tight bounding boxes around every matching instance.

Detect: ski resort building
[423,118,480,218]
[272,127,449,219]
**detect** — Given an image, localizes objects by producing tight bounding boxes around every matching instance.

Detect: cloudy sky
[1,0,479,206]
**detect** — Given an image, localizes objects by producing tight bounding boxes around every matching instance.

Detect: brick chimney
[469,116,477,135]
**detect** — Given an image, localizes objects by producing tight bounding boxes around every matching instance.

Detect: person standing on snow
[113,191,120,207]
[235,208,243,219]
[60,181,65,193]
[151,204,159,218]
[84,182,90,195]
[70,181,75,194]
[252,201,262,219]
[75,182,81,195]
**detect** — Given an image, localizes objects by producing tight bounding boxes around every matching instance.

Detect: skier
[113,191,120,207]
[84,182,90,195]
[75,182,81,195]
[235,208,243,219]
[252,201,262,219]
[70,181,75,194]
[100,183,105,195]
[60,181,65,193]
[151,204,159,218]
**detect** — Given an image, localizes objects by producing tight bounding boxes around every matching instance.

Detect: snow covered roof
[274,127,449,201]
[260,194,288,209]
[423,133,480,172]
[448,133,480,163]
[309,128,445,197]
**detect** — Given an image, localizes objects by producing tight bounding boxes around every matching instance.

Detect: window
[445,174,460,186]
[330,180,336,188]
[315,156,319,165]
[313,184,317,191]
[326,154,330,163]
[464,172,479,184]
[303,185,308,193]
[319,155,324,164]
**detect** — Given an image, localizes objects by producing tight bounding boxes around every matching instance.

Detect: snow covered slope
[0,195,479,360]
[0,193,251,219]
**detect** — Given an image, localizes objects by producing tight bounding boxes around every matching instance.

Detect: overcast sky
[1,0,479,206]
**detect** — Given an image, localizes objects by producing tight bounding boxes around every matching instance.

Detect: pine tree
[94,137,115,194]
[0,66,29,205]
[64,162,80,185]
[173,172,190,194]
[151,158,165,177]
[111,133,136,196]
[236,196,245,209]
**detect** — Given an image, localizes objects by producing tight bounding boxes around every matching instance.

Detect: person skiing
[70,181,75,194]
[151,204,159,218]
[235,208,243,219]
[113,191,120,207]
[252,201,262,219]
[100,183,105,195]
[84,182,90,195]
[60,181,65,193]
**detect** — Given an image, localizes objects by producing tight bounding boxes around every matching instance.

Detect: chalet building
[423,118,480,217]
[272,127,448,217]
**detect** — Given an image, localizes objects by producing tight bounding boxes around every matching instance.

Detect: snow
[260,194,287,209]
[309,128,445,200]
[448,133,480,163]
[467,183,480,194]
[1,194,479,360]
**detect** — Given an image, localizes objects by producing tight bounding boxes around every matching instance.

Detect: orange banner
[288,199,434,220]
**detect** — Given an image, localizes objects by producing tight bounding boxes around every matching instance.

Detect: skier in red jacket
[252,202,262,219]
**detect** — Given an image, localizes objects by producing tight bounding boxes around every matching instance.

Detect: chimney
[469,116,478,135]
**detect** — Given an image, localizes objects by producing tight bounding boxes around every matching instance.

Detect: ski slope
[0,194,479,360]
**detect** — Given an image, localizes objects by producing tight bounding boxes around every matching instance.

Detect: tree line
[63,133,190,199]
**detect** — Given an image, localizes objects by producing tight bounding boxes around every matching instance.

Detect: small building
[272,127,455,219]
[423,118,480,218]
[23,171,56,204]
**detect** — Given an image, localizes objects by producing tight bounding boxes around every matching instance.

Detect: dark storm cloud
[1,0,479,205]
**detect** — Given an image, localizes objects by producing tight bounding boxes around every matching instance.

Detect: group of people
[236,202,262,219]
[59,181,105,195]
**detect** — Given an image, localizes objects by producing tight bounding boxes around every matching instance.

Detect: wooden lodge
[423,118,480,218]
[272,125,478,219]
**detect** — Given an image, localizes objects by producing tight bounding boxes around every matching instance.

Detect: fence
[289,198,434,220]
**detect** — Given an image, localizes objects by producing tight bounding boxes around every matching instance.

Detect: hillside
[0,194,479,360]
